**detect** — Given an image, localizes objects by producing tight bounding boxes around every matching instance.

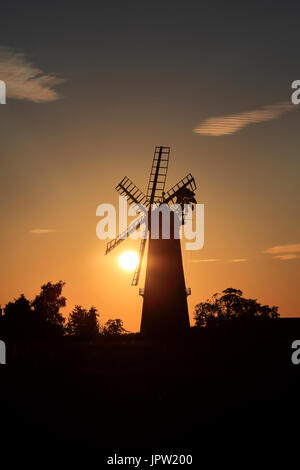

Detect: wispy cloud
[230,258,248,263]
[264,244,300,255]
[192,258,221,263]
[193,101,296,136]
[264,243,300,261]
[29,229,56,234]
[274,254,299,260]
[0,46,64,102]
[192,258,248,263]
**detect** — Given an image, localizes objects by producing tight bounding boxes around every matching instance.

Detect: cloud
[192,258,248,263]
[29,229,56,234]
[274,254,299,260]
[230,258,248,263]
[0,46,64,102]
[192,258,221,263]
[193,101,296,136]
[264,243,300,261]
[263,244,300,255]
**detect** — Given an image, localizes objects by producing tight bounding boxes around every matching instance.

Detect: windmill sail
[131,237,147,286]
[162,173,196,205]
[105,213,147,255]
[116,176,149,211]
[146,146,170,203]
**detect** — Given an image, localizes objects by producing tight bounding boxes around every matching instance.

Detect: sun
[118,251,139,271]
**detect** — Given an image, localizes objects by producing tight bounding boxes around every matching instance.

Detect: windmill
[105,146,197,335]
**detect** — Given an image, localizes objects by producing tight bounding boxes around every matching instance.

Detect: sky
[0,1,299,331]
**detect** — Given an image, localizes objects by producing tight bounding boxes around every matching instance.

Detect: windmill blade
[105,214,147,255]
[116,176,149,211]
[146,146,170,204]
[163,174,197,205]
[131,238,147,286]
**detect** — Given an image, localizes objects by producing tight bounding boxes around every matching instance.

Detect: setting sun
[118,251,139,271]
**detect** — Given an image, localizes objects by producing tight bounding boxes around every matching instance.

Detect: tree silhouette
[102,318,127,336]
[3,294,34,338]
[66,305,99,339]
[31,281,66,336]
[194,288,279,327]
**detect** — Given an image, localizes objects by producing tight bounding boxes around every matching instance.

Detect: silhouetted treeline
[0,282,280,340]
[194,288,279,327]
[0,281,128,340]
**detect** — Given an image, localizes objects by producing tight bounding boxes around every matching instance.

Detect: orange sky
[0,3,300,331]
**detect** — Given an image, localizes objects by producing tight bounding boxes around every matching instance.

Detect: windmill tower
[105,146,197,335]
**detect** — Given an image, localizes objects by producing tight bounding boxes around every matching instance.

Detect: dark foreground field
[1,319,300,462]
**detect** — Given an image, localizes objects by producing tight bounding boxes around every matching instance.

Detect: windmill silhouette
[105,146,197,335]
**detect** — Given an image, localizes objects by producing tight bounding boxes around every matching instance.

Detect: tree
[102,319,127,336]
[3,294,34,338]
[194,288,279,328]
[31,281,66,336]
[66,305,99,339]
[4,293,32,319]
